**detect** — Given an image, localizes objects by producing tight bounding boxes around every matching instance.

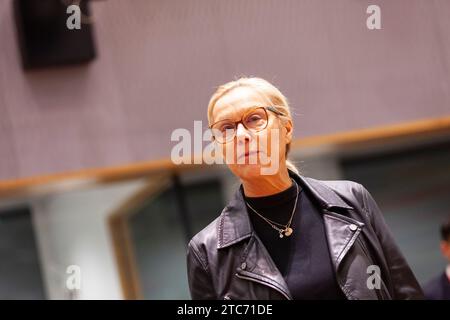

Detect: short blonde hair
[207,77,299,175]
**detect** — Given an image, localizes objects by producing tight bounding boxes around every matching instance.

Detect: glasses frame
[209,106,286,144]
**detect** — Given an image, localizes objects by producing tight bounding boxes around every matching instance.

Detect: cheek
[220,142,237,163]
[260,127,286,157]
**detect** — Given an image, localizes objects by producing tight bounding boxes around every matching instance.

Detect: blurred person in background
[424,218,450,300]
[186,77,424,300]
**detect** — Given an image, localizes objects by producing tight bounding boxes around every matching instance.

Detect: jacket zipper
[338,282,353,300]
[235,272,292,300]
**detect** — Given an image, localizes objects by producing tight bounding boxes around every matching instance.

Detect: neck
[241,168,292,197]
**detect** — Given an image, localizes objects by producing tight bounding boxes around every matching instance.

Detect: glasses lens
[211,121,236,143]
[244,108,268,132]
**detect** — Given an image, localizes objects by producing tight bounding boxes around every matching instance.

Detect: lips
[239,150,259,160]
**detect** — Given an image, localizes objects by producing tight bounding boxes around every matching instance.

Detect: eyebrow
[214,105,263,122]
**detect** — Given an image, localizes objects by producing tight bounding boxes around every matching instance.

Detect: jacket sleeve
[359,184,424,300]
[186,239,217,300]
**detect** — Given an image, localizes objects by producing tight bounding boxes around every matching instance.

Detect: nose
[235,122,251,142]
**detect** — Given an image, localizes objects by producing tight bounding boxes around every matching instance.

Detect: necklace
[245,179,300,238]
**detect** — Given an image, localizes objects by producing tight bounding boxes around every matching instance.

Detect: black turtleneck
[243,178,346,300]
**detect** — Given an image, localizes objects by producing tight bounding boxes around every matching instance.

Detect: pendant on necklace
[284,227,293,237]
[279,232,284,238]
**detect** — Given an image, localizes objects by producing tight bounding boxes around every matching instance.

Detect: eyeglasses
[209,106,286,144]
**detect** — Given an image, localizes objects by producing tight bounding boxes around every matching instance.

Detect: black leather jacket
[186,171,424,300]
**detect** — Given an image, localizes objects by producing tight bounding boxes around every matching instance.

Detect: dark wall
[341,139,450,284]
[0,206,46,299]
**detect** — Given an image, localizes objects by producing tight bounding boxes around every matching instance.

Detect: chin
[229,163,263,180]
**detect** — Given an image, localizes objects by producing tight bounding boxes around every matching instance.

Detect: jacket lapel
[216,184,293,298]
[296,175,366,271]
[216,185,253,249]
[322,210,364,269]
[237,235,293,299]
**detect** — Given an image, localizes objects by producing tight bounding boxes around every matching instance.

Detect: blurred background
[0,0,449,299]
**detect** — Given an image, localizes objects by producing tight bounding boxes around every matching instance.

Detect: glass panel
[185,179,225,236]
[129,177,224,299]
[129,187,188,299]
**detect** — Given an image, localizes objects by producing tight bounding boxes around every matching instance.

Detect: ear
[283,118,293,144]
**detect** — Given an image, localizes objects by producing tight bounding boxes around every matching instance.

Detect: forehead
[212,86,271,121]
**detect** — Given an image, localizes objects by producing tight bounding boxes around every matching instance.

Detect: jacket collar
[217,170,355,249]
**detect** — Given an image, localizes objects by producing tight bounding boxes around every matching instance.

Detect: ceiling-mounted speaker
[13,0,96,70]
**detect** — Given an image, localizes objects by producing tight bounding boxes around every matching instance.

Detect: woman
[186,77,423,300]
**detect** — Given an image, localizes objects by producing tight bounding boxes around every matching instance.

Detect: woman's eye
[220,124,235,132]
[247,115,262,123]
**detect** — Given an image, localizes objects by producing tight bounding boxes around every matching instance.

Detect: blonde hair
[207,77,300,175]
